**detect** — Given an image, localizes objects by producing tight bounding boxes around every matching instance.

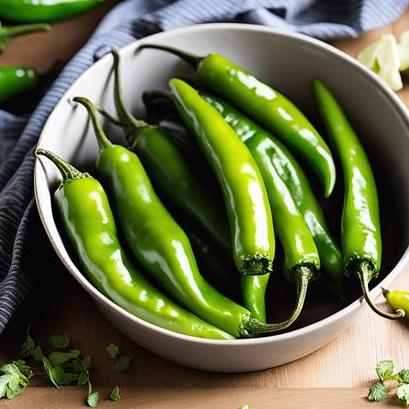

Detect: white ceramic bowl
[34,24,409,372]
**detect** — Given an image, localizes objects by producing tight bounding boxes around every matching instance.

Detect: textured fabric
[0,0,408,332]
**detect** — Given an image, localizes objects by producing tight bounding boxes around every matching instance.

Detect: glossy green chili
[139,44,336,197]
[36,149,233,340]
[0,66,39,104]
[186,229,240,301]
[312,79,403,319]
[0,0,103,23]
[198,91,344,299]
[109,50,267,321]
[192,91,320,327]
[382,288,407,318]
[169,79,275,277]
[74,96,282,337]
[0,22,50,53]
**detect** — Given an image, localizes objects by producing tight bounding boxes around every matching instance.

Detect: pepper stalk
[0,22,50,53]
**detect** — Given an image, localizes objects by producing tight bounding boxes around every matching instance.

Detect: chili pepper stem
[110,50,148,144]
[96,105,123,127]
[138,43,203,69]
[357,262,404,319]
[73,97,112,150]
[0,23,50,52]
[381,287,389,297]
[36,149,87,182]
[246,265,313,335]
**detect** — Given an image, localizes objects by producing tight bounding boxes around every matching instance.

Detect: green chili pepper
[36,149,233,340]
[312,79,403,319]
[139,44,336,197]
[108,50,267,321]
[186,229,240,302]
[169,79,275,277]
[0,66,39,104]
[0,0,103,23]
[382,288,407,318]
[0,22,50,53]
[192,90,321,327]
[73,96,282,337]
[198,91,344,299]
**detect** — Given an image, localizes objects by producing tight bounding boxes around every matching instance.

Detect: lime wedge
[398,30,409,72]
[358,34,403,91]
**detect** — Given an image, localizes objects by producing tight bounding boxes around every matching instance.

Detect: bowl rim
[34,22,409,346]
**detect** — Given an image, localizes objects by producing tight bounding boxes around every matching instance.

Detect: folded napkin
[0,0,408,333]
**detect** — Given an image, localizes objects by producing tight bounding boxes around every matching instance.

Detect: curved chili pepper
[382,288,407,318]
[198,91,344,299]
[108,50,267,321]
[73,96,284,337]
[0,66,39,104]
[186,229,240,302]
[139,43,336,197]
[169,79,275,277]
[0,0,103,23]
[190,90,321,326]
[0,22,50,53]
[36,149,233,340]
[312,79,403,319]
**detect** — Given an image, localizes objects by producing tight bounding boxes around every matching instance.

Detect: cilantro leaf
[399,370,409,384]
[110,385,120,401]
[33,345,44,363]
[20,327,35,358]
[77,372,89,387]
[115,356,131,372]
[48,350,80,366]
[42,357,77,388]
[398,383,409,406]
[368,383,389,402]
[105,343,119,360]
[376,360,395,381]
[87,390,100,407]
[12,360,32,379]
[48,334,70,349]
[82,356,92,370]
[0,360,32,400]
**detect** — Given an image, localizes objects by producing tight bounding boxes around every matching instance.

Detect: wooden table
[1,5,409,408]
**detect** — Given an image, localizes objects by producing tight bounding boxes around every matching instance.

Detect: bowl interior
[35,24,409,338]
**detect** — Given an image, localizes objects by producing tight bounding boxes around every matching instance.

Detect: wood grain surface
[1,4,409,409]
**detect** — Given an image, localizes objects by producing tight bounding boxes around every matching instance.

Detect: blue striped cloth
[0,0,408,332]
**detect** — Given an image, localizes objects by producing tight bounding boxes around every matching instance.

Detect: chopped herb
[376,360,395,381]
[115,356,131,373]
[82,356,92,370]
[398,383,409,406]
[48,334,71,349]
[0,360,32,399]
[48,349,80,366]
[399,370,409,384]
[42,357,77,388]
[33,345,44,363]
[110,385,120,401]
[20,327,36,358]
[87,390,100,407]
[368,383,389,402]
[105,343,120,360]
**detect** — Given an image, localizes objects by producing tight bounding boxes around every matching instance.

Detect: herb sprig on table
[368,360,409,406]
[0,328,131,406]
